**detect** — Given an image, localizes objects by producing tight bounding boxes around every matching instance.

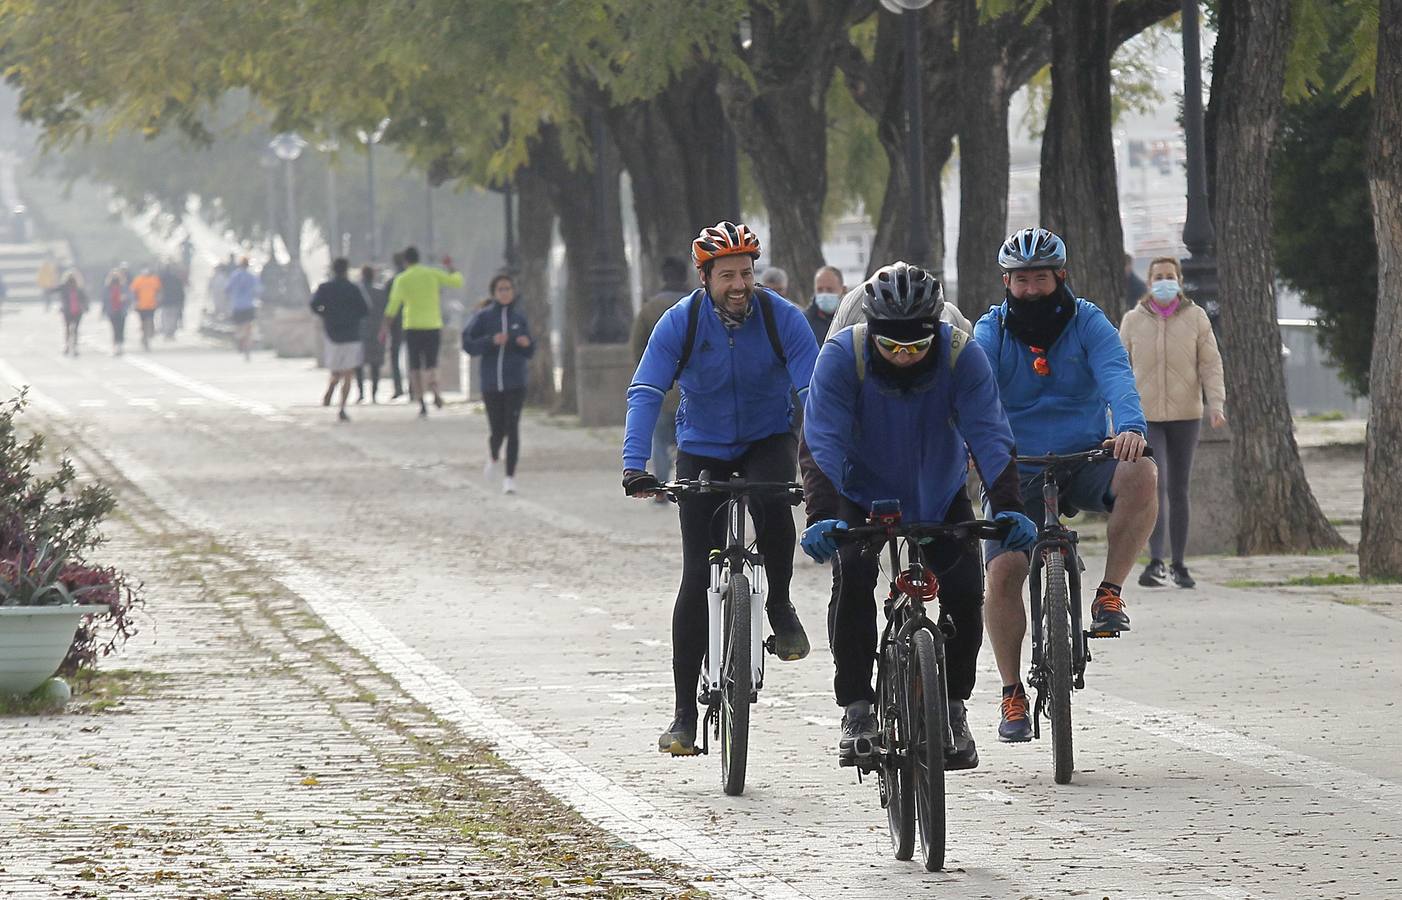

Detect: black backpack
[672,291,788,385]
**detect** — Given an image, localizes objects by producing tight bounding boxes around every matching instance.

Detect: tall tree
[515,166,557,409]
[1210,0,1344,553]
[1362,0,1400,578]
[1038,0,1125,322]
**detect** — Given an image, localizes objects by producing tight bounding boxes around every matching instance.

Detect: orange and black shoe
[998,683,1032,743]
[1090,585,1131,633]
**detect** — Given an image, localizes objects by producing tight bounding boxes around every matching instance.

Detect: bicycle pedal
[1086,629,1121,639]
[763,635,776,655]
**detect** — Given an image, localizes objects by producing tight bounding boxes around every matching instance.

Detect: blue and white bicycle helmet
[998,227,1068,272]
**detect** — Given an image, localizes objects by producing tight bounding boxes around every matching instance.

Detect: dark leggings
[356,363,382,400]
[1146,419,1202,565]
[109,312,126,345]
[483,389,525,476]
[671,432,797,718]
[829,493,984,707]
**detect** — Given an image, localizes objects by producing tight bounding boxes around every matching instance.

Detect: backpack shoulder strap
[948,326,969,372]
[671,293,704,385]
[852,322,867,383]
[756,291,788,367]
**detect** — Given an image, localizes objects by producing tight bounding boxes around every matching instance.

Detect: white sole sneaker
[483,460,497,480]
[502,477,516,495]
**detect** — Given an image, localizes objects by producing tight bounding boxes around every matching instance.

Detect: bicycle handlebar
[840,518,1009,545]
[1016,444,1154,467]
[662,477,804,505]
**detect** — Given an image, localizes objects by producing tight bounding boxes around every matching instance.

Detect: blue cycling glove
[995,511,1037,551]
[801,519,848,563]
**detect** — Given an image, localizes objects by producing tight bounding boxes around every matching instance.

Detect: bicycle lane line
[0,357,812,900]
[1081,688,1402,815]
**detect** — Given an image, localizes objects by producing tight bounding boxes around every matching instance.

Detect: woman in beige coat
[1119,257,1226,589]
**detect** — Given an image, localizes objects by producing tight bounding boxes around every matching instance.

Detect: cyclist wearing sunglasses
[622,221,821,756]
[798,261,1036,767]
[973,227,1158,743]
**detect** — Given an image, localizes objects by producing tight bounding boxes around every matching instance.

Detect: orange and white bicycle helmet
[691,221,761,270]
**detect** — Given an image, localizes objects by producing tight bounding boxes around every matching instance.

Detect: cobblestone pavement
[1,443,696,898]
[3,307,1401,899]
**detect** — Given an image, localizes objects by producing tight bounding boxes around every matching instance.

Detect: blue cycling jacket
[623,287,819,471]
[972,297,1146,456]
[803,323,1017,524]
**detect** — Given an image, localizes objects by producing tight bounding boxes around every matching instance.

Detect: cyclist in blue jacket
[974,227,1158,743]
[799,262,1036,768]
[623,221,820,756]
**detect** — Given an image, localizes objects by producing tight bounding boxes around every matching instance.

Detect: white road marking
[0,360,71,417]
[612,622,636,631]
[122,355,286,420]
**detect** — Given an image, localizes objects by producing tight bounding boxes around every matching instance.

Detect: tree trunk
[532,122,630,415]
[1211,0,1344,554]
[610,66,733,299]
[720,3,858,304]
[954,0,1013,319]
[516,166,556,409]
[1362,0,1402,578]
[1038,0,1125,324]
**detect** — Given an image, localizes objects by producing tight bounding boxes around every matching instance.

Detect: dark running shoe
[658,714,699,756]
[998,684,1032,743]
[1089,587,1131,633]
[767,602,811,661]
[1170,563,1196,589]
[838,710,880,759]
[946,699,979,770]
[1138,559,1168,587]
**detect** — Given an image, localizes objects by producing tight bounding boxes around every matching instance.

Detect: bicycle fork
[699,557,767,755]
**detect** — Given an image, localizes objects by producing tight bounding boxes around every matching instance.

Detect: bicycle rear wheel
[877,641,914,860]
[720,570,752,796]
[910,629,947,872]
[1043,551,1075,785]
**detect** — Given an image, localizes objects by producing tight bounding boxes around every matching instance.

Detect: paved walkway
[1,433,694,899]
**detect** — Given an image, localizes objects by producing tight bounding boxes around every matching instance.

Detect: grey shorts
[984,457,1118,565]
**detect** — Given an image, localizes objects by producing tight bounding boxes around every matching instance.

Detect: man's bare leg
[1104,459,1159,587]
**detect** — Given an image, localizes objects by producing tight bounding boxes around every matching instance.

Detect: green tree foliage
[1273,58,1377,395]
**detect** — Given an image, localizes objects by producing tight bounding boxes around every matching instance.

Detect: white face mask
[813,292,840,313]
[1150,279,1180,301]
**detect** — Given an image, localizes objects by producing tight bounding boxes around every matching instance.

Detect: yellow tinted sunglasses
[872,334,934,355]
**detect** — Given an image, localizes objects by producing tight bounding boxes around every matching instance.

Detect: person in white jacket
[1118,256,1226,589]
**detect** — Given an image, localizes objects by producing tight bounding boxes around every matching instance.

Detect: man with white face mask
[805,265,846,344]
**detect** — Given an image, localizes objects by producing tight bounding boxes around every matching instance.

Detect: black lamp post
[584,108,630,343]
[317,138,340,259]
[269,133,308,284]
[1180,0,1219,332]
[881,0,935,266]
[356,118,390,260]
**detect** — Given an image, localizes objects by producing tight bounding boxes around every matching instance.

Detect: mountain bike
[839,500,1007,871]
[664,472,803,796]
[1016,446,1152,785]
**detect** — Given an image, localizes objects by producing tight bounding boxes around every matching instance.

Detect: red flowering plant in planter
[0,393,143,675]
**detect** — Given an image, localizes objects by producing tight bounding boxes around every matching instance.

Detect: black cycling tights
[671,432,797,720]
[828,493,985,707]
[483,388,525,476]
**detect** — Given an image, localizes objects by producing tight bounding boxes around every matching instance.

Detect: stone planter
[0,605,102,695]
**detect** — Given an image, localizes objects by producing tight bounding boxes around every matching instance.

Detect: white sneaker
[502,476,516,495]
[483,459,498,480]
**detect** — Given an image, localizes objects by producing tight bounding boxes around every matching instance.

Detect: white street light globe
[269,132,308,162]
[879,0,934,10]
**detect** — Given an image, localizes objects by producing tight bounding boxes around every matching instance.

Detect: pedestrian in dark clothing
[805,265,845,345]
[356,265,389,403]
[59,272,88,356]
[159,263,187,338]
[104,265,132,355]
[310,258,369,421]
[463,273,534,495]
[384,253,407,399]
[628,256,690,493]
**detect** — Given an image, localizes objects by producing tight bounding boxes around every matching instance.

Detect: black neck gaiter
[1004,281,1076,350]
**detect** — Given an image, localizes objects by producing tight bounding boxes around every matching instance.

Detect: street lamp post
[881,0,935,267]
[1180,0,1219,331]
[425,175,435,259]
[502,180,518,275]
[258,150,279,259]
[584,108,630,344]
[317,138,340,258]
[356,118,391,260]
[270,132,308,284]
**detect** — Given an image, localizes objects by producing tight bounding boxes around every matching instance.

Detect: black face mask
[1004,281,1076,349]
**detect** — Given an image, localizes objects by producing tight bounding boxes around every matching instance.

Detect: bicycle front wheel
[910,629,947,872]
[720,570,752,797]
[1043,550,1075,785]
[877,640,914,860]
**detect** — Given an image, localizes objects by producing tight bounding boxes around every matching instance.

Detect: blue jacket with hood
[623,286,819,471]
[801,323,1020,525]
[972,296,1146,456]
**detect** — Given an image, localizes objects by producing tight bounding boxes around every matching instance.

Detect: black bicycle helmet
[860,261,943,321]
[998,227,1068,271]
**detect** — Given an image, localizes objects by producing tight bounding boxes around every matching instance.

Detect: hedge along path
[0,431,700,900]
